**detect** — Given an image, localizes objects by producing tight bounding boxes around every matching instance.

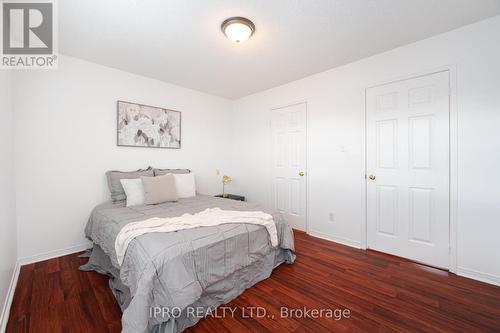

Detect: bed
[81,194,296,333]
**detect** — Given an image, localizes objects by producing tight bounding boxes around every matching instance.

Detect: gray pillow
[141,174,178,205]
[106,167,153,203]
[153,168,191,176]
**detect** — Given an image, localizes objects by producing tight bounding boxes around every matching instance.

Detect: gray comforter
[82,195,295,333]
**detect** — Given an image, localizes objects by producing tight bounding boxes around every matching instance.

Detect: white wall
[14,55,233,260]
[230,16,500,284]
[0,70,17,328]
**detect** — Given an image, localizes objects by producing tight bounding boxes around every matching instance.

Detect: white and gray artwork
[117,101,181,148]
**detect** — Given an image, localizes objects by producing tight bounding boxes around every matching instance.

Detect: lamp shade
[221,17,255,43]
[222,175,232,184]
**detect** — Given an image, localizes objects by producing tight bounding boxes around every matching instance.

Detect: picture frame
[117,100,181,149]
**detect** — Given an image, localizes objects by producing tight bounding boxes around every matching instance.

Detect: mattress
[82,195,295,333]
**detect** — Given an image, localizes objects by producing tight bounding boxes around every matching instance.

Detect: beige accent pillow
[141,174,178,205]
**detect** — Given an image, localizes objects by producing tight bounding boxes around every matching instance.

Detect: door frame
[269,100,310,234]
[362,65,458,273]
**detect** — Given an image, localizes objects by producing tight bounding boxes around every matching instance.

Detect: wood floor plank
[6,231,500,332]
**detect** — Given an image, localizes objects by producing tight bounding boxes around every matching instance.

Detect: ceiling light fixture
[221,17,255,44]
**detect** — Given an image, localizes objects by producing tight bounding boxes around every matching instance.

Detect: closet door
[366,71,450,268]
[271,102,307,231]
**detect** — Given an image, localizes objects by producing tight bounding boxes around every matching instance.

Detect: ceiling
[59,0,500,99]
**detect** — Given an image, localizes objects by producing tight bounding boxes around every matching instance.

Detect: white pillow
[170,173,196,198]
[120,178,145,207]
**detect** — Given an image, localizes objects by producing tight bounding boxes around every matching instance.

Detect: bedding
[115,207,279,265]
[82,194,295,333]
[153,168,191,176]
[106,167,154,202]
[170,173,196,198]
[120,178,146,207]
[141,174,178,204]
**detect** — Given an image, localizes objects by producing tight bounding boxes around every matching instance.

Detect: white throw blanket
[115,208,278,265]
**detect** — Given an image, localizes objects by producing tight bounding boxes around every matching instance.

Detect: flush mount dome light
[221,17,255,43]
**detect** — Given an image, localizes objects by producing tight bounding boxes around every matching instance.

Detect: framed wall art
[117,100,181,149]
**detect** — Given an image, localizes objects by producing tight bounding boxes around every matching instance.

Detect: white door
[366,71,450,268]
[271,103,307,231]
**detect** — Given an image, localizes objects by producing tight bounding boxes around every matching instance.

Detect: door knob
[299,171,305,177]
[368,174,376,180]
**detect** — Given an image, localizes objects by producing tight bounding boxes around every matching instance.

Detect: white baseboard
[457,266,500,287]
[17,243,91,266]
[0,262,20,333]
[308,229,363,249]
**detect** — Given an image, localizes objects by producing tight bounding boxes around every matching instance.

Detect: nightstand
[215,194,246,201]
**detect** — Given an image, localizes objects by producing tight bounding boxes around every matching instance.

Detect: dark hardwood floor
[6,231,500,332]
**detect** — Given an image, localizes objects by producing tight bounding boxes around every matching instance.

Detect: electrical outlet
[329,213,335,222]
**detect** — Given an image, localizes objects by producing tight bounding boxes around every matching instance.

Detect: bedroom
[1,0,500,332]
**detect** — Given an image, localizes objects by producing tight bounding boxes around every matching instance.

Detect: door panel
[376,185,398,236]
[271,103,307,231]
[367,71,450,268]
[408,187,433,243]
[376,119,397,168]
[409,116,432,169]
[275,178,287,212]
